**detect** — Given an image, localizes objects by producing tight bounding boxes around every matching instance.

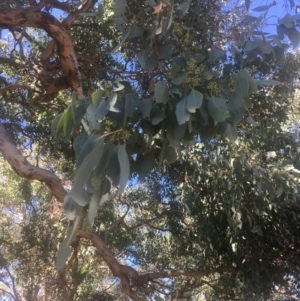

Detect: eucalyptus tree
[0,0,300,300]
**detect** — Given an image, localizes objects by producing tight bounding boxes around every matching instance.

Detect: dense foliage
[0,0,300,300]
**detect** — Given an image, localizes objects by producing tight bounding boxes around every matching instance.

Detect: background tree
[0,0,300,300]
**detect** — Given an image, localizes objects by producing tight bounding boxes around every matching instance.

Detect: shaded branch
[77,229,214,301]
[0,84,40,94]
[0,124,67,203]
[0,9,82,97]
[104,206,129,242]
[63,0,97,29]
[76,229,145,301]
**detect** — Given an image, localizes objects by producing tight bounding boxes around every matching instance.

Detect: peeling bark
[0,9,82,98]
[0,124,67,203]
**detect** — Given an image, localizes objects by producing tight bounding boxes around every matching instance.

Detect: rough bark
[0,124,67,203]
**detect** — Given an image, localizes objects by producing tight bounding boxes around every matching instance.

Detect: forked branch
[0,124,67,203]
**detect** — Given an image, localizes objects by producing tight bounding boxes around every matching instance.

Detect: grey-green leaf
[88,193,101,225]
[186,89,203,113]
[255,79,281,86]
[208,96,230,122]
[287,27,300,48]
[139,153,155,182]
[98,3,104,17]
[73,138,105,193]
[111,29,131,53]
[92,89,104,107]
[56,244,71,271]
[141,98,152,118]
[225,123,238,142]
[208,49,225,62]
[118,144,130,193]
[246,115,258,126]
[171,72,188,85]
[165,146,177,164]
[106,93,119,112]
[155,81,169,104]
[115,0,127,15]
[245,0,251,10]
[63,195,76,220]
[176,97,190,125]
[176,2,189,18]
[252,3,274,11]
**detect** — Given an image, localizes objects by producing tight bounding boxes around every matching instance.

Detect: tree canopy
[0,0,300,300]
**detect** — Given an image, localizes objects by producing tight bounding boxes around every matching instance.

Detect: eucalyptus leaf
[287,27,300,48]
[92,89,103,107]
[208,49,225,62]
[93,100,108,120]
[252,3,274,12]
[152,116,164,125]
[98,3,104,17]
[225,123,238,142]
[105,93,119,112]
[176,97,190,125]
[145,52,159,70]
[63,195,76,220]
[245,0,251,10]
[88,193,102,225]
[244,40,258,52]
[141,98,152,118]
[137,50,147,68]
[155,81,169,104]
[255,79,281,86]
[118,144,130,193]
[111,29,131,53]
[115,0,127,15]
[176,2,189,18]
[165,146,177,164]
[186,89,203,113]
[56,244,71,271]
[139,153,155,182]
[208,96,230,122]
[51,112,63,134]
[171,72,188,85]
[72,138,105,193]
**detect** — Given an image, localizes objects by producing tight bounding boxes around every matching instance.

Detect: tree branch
[0,124,67,203]
[0,9,82,97]
[63,0,97,29]
[76,229,146,301]
[77,229,214,300]
[0,84,40,94]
